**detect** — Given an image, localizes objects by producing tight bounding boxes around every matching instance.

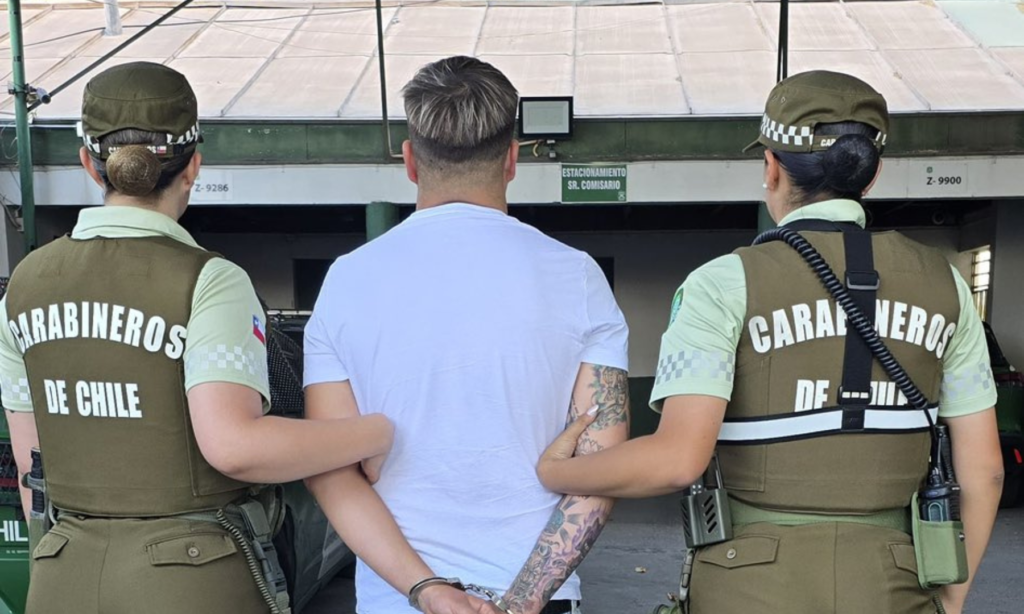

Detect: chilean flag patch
[253,316,266,345]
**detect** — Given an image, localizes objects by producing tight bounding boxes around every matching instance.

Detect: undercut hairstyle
[402,56,519,175]
[771,122,882,207]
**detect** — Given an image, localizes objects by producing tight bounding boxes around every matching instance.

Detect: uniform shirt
[0,205,270,413]
[304,203,629,614]
[651,199,996,419]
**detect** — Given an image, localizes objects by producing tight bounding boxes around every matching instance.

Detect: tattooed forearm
[502,496,612,614]
[587,366,629,430]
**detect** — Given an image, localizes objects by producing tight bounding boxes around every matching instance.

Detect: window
[971,248,992,321]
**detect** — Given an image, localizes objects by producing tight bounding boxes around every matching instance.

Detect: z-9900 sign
[926,176,962,186]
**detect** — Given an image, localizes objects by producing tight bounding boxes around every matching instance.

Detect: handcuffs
[408,576,515,614]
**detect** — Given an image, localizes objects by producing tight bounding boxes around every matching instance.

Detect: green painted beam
[6,113,1024,168]
[366,201,399,241]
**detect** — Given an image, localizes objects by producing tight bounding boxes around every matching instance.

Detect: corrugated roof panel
[228,56,367,117]
[848,1,974,50]
[478,54,573,98]
[341,55,435,118]
[939,1,1024,48]
[887,47,1024,110]
[667,3,773,53]
[576,5,672,55]
[0,8,42,42]
[169,57,267,117]
[176,8,307,59]
[79,8,221,59]
[11,7,115,59]
[0,56,64,92]
[678,50,775,115]
[789,50,926,112]
[992,47,1024,83]
[476,6,574,56]
[756,2,875,51]
[575,53,688,116]
[383,6,484,56]
[278,7,396,59]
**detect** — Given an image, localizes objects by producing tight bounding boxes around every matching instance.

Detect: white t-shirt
[304,203,629,614]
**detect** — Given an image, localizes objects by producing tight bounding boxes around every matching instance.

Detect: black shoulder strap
[752,225,937,434]
[837,229,878,431]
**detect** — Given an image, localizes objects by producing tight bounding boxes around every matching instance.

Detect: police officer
[0,62,393,614]
[536,71,1003,614]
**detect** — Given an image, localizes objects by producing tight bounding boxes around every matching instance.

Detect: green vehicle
[0,301,351,614]
[984,323,1024,508]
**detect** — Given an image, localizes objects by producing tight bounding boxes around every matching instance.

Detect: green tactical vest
[6,235,250,517]
[724,229,959,514]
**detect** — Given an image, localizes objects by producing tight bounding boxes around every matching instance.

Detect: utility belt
[653,222,969,614]
[24,452,291,614]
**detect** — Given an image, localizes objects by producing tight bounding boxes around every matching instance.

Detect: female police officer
[0,62,392,613]
[537,71,1003,614]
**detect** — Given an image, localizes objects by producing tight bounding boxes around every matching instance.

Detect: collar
[71,205,202,249]
[409,202,509,221]
[778,199,867,229]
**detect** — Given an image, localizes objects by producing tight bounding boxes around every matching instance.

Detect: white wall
[991,202,1024,369]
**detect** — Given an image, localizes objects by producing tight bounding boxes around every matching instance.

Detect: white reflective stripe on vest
[718,406,939,443]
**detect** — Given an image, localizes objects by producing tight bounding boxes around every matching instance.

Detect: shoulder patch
[669,288,684,325]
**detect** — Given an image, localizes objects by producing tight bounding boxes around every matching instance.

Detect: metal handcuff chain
[754,227,937,431]
[409,577,514,614]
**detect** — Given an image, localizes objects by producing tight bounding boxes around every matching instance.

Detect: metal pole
[366,202,399,241]
[375,0,393,159]
[7,0,36,253]
[103,0,123,36]
[777,0,789,82]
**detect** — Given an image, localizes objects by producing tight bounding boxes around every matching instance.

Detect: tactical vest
[722,227,959,514]
[6,235,250,517]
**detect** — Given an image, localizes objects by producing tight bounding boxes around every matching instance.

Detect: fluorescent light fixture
[519,96,574,140]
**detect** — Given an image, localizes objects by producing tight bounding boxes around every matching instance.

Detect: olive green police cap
[744,70,889,153]
[79,61,201,160]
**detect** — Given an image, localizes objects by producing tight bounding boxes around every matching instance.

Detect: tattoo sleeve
[502,365,630,614]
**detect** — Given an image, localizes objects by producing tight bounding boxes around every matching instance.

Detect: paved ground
[306,498,1024,614]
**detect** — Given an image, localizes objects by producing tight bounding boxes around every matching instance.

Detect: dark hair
[402,56,518,173]
[771,122,881,206]
[91,129,194,198]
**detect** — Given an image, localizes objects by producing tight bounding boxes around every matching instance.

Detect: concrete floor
[305,498,1024,614]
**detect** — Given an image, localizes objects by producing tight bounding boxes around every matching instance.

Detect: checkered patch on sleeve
[655,349,736,386]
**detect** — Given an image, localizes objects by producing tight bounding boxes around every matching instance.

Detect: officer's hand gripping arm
[503,363,628,614]
[537,393,724,499]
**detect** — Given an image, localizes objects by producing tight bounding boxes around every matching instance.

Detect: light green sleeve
[650,254,747,412]
[0,296,32,412]
[938,265,997,419]
[184,258,271,413]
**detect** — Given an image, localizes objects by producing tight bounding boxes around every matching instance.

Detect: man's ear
[79,148,106,188]
[402,140,419,185]
[504,141,519,184]
[863,158,884,196]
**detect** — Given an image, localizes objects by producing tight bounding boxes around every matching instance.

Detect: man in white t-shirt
[303,56,630,614]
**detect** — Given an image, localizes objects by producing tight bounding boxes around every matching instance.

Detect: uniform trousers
[27,515,269,614]
[689,521,938,614]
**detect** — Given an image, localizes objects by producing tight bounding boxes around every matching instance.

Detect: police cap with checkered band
[744,70,889,154]
[79,61,201,160]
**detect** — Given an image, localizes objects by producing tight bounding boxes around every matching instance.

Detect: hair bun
[106,145,161,197]
[820,134,879,196]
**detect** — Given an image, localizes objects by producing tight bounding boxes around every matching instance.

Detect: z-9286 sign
[191,170,233,202]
